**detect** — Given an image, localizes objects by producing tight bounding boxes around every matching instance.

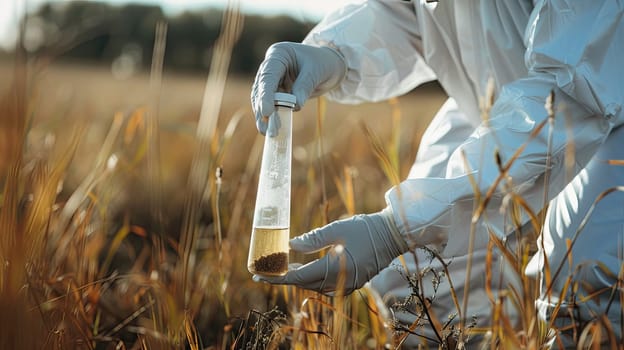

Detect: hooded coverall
[303,0,624,346]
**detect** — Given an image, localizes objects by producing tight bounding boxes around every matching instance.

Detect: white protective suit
[303,0,624,347]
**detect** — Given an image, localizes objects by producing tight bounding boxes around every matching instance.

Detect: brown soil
[253,252,288,275]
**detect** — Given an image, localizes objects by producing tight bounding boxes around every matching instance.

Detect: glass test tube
[248,92,296,276]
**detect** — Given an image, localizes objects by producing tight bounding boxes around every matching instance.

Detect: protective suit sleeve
[303,0,436,104]
[386,1,624,257]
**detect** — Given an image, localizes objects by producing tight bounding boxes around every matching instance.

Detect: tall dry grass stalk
[0,56,46,350]
[177,0,243,309]
[147,20,167,263]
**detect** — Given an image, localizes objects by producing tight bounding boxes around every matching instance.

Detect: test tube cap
[274,92,297,107]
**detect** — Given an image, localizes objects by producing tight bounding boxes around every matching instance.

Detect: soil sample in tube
[248,227,289,276]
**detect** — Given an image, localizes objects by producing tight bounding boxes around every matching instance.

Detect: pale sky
[0,0,353,50]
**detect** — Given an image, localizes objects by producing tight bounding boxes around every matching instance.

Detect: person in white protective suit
[250,0,624,347]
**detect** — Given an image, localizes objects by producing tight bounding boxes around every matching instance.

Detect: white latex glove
[254,208,409,295]
[250,42,347,134]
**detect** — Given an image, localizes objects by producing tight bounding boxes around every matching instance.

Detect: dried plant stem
[147,19,167,252]
[537,91,556,304]
[316,96,329,224]
[361,122,400,186]
[0,60,27,260]
[143,20,169,346]
[388,97,402,176]
[177,0,243,308]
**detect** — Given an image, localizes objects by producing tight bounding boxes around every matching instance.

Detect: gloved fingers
[265,108,282,137]
[251,57,287,134]
[252,262,302,283]
[254,250,358,294]
[289,226,340,254]
[290,216,363,254]
[291,69,317,111]
[255,258,328,286]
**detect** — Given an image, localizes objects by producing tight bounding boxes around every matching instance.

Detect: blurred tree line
[20,1,316,76]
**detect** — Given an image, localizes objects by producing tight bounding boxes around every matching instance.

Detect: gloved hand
[254,208,409,295]
[250,42,347,134]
